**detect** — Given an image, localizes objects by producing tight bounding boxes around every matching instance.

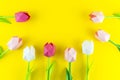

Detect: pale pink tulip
[89,12,104,23]
[95,30,110,42]
[65,48,77,62]
[7,36,22,50]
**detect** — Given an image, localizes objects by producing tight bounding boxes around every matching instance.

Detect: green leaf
[66,68,73,80]
[116,44,120,51]
[113,13,120,17]
[49,62,55,75]
[0,18,11,24]
[66,68,70,80]
[0,47,3,55]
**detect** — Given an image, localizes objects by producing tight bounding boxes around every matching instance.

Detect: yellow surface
[0,0,120,80]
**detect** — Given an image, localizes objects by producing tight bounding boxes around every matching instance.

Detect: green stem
[86,55,89,80]
[26,62,31,80]
[0,16,15,18]
[105,16,120,18]
[109,40,120,51]
[0,49,10,58]
[47,58,50,80]
[69,62,72,80]
[109,40,117,46]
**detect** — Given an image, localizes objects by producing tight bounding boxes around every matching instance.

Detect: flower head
[23,46,35,62]
[65,48,77,62]
[89,11,104,23]
[15,12,30,22]
[44,42,55,57]
[82,40,94,55]
[7,36,22,50]
[95,29,110,42]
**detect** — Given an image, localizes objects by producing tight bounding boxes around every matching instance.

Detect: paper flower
[23,46,35,62]
[44,42,55,80]
[89,11,120,23]
[95,29,120,51]
[0,11,30,24]
[44,42,55,57]
[23,46,36,80]
[65,48,77,80]
[82,40,94,55]
[0,36,22,58]
[82,40,94,80]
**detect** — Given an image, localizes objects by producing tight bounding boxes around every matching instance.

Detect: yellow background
[0,0,120,80]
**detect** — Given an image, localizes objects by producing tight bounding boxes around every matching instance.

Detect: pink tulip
[7,36,23,50]
[89,12,104,23]
[95,29,120,51]
[65,48,77,62]
[65,48,76,80]
[44,42,55,57]
[15,12,30,22]
[0,11,30,24]
[95,29,110,42]
[44,42,55,80]
[0,36,23,58]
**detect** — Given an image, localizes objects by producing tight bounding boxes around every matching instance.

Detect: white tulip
[23,46,35,62]
[82,40,94,55]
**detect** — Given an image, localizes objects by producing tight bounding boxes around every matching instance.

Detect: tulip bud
[95,30,110,42]
[44,42,55,57]
[23,46,35,62]
[7,36,22,50]
[82,40,94,55]
[15,12,30,22]
[89,11,104,23]
[65,48,77,62]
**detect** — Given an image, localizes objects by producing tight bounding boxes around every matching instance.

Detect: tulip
[23,46,35,80]
[89,11,120,23]
[89,12,104,23]
[95,29,120,51]
[95,29,110,42]
[82,40,94,55]
[82,40,94,80]
[0,11,30,24]
[15,12,30,22]
[0,36,22,58]
[65,48,76,62]
[23,46,35,62]
[65,48,77,80]
[44,42,55,57]
[7,36,22,50]
[44,42,55,80]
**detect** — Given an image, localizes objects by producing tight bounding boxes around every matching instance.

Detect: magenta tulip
[0,11,30,24]
[44,42,55,57]
[44,42,56,80]
[15,12,30,22]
